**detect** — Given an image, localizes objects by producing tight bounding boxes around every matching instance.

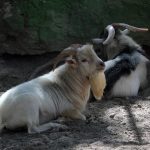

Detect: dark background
[0,0,150,55]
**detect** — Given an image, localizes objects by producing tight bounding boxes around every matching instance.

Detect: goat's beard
[89,71,106,100]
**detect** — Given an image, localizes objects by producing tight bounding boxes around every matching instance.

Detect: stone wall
[0,0,150,55]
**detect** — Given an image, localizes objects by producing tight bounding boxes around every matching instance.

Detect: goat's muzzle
[97,61,105,71]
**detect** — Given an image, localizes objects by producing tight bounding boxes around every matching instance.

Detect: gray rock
[0,0,149,55]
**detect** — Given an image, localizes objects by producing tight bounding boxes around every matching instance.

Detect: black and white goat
[92,23,149,97]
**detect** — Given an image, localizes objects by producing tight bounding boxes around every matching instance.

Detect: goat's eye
[81,59,88,63]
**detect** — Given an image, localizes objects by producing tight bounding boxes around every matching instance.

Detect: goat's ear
[65,57,77,68]
[121,29,130,35]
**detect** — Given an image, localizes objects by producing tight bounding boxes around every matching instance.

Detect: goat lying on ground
[92,23,149,97]
[0,44,105,133]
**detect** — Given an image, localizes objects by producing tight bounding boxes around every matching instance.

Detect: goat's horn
[103,25,116,45]
[29,44,82,79]
[112,23,149,32]
[53,47,77,70]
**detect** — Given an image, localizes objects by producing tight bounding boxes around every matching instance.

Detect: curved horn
[54,44,82,69]
[112,23,149,32]
[103,25,116,45]
[29,47,78,79]
[53,47,77,70]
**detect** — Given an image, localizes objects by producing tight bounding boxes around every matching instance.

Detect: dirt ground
[0,54,150,150]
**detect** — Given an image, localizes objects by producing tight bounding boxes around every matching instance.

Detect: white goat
[0,44,105,133]
[92,23,149,97]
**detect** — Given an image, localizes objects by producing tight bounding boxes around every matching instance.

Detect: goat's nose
[100,61,105,67]
[97,61,105,70]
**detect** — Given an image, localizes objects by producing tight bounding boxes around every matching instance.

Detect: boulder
[0,0,150,55]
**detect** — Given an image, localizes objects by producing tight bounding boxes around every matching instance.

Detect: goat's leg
[27,110,68,133]
[63,110,86,120]
[28,122,68,134]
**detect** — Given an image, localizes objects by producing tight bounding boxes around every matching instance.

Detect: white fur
[112,69,140,96]
[110,53,148,97]
[0,66,74,133]
[0,44,104,133]
[104,57,121,71]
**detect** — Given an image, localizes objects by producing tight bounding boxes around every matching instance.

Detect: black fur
[97,27,148,96]
[113,46,146,59]
[104,47,142,93]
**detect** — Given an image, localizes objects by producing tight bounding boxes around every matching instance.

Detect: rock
[0,0,149,55]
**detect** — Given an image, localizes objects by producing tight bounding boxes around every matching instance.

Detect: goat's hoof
[60,124,68,130]
[80,114,86,121]
[28,128,41,134]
